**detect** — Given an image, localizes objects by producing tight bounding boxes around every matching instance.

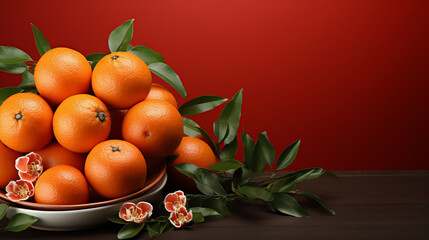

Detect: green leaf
[214,121,229,143]
[219,137,238,161]
[297,191,335,215]
[31,23,51,57]
[198,127,220,157]
[191,211,205,223]
[0,46,33,63]
[0,62,27,74]
[247,141,268,175]
[148,62,186,98]
[175,162,203,179]
[195,171,227,196]
[217,89,243,144]
[238,186,274,201]
[146,220,174,237]
[276,139,301,170]
[85,53,108,69]
[232,167,254,187]
[189,207,222,220]
[128,45,165,65]
[182,117,201,137]
[0,203,8,220]
[267,193,309,218]
[187,196,229,217]
[271,168,325,193]
[127,44,134,51]
[107,215,128,225]
[18,71,35,89]
[258,132,276,168]
[208,160,243,171]
[117,222,145,239]
[179,95,228,116]
[109,19,135,52]
[175,163,228,195]
[5,213,38,232]
[0,87,23,105]
[146,222,159,237]
[242,129,255,166]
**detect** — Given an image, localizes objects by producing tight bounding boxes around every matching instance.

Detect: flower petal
[134,212,148,224]
[18,171,38,182]
[164,192,179,212]
[175,190,186,206]
[185,210,193,222]
[15,156,29,172]
[169,211,182,228]
[5,180,17,193]
[178,206,188,215]
[119,202,137,221]
[137,201,153,217]
[6,192,27,202]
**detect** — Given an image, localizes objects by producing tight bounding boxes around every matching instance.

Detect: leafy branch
[175,89,335,219]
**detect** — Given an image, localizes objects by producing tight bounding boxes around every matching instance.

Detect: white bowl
[6,173,167,231]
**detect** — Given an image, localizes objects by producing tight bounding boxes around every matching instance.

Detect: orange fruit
[34,165,89,205]
[35,141,86,173]
[122,99,183,158]
[92,52,152,109]
[167,137,217,192]
[53,94,111,153]
[85,140,147,199]
[34,47,92,105]
[0,93,53,152]
[145,83,178,108]
[108,109,128,140]
[0,141,21,189]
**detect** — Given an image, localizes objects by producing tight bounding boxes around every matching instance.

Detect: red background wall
[1,0,428,170]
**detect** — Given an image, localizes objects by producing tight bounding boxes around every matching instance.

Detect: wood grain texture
[2,171,429,239]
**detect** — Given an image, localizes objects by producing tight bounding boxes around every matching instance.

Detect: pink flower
[6,180,34,202]
[15,152,43,182]
[119,201,153,223]
[164,190,186,212]
[169,206,193,228]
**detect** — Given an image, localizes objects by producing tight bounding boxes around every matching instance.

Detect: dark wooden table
[2,171,429,239]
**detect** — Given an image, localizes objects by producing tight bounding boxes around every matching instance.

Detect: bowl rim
[0,162,166,211]
[7,173,167,214]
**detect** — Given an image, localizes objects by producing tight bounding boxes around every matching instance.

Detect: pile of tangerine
[0,48,217,205]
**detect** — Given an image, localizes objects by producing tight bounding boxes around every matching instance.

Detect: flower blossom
[169,206,193,228]
[6,180,34,202]
[164,190,193,228]
[164,190,186,212]
[119,201,153,223]
[15,152,43,182]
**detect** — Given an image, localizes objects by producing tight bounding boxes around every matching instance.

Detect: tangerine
[0,141,21,189]
[0,93,53,152]
[35,141,86,172]
[92,52,152,109]
[85,140,147,199]
[167,137,217,192]
[34,47,92,105]
[34,165,89,205]
[53,94,111,153]
[145,83,178,108]
[122,99,183,158]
